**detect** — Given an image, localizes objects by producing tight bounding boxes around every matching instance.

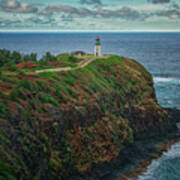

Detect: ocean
[138,142,180,180]
[0,32,180,180]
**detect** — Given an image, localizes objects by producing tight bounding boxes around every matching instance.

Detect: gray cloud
[155,4,180,19]
[80,0,102,5]
[0,19,17,26]
[170,3,180,10]
[1,0,178,26]
[28,16,54,25]
[44,4,95,18]
[156,10,180,19]
[0,0,40,13]
[148,0,170,4]
[109,7,149,20]
[43,4,149,20]
[80,0,171,5]
[81,0,171,5]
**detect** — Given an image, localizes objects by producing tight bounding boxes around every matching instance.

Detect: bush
[11,51,22,64]
[37,93,59,107]
[68,55,81,63]
[0,159,16,180]
[9,64,16,71]
[36,80,51,92]
[0,101,6,115]
[19,79,33,90]
[18,71,25,76]
[38,60,48,66]
[42,52,57,62]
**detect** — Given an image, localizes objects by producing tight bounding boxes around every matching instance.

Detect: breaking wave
[153,77,180,84]
[138,142,180,180]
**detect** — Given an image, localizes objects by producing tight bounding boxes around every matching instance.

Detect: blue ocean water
[0,32,180,180]
[138,142,180,180]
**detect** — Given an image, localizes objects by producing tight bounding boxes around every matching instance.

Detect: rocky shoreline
[71,108,180,180]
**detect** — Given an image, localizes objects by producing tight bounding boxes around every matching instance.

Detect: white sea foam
[153,77,180,83]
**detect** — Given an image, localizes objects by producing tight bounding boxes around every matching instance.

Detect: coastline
[71,108,180,180]
[116,108,180,180]
[0,51,180,179]
[116,136,180,180]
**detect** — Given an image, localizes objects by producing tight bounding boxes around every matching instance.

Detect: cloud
[1,0,179,31]
[170,3,180,10]
[44,5,95,17]
[0,0,40,13]
[148,0,170,4]
[43,3,179,21]
[0,17,21,27]
[155,4,180,19]
[79,0,102,5]
[156,10,180,19]
[28,16,54,25]
[43,4,149,21]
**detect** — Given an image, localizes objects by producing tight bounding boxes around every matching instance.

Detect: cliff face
[0,56,169,179]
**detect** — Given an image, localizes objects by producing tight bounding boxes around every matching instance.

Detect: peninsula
[0,49,179,180]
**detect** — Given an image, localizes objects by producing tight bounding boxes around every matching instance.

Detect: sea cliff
[0,55,176,180]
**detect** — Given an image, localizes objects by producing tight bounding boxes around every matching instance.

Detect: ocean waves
[153,76,180,109]
[138,142,180,180]
[153,77,180,84]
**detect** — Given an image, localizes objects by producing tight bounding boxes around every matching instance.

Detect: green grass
[36,93,59,107]
[0,101,6,117]
[0,55,166,180]
[38,72,57,78]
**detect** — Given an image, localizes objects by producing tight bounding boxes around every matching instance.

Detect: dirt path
[35,58,96,74]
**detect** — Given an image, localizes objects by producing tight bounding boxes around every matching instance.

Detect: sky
[0,0,180,31]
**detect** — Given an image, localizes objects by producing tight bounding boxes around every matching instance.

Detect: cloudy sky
[0,0,180,31]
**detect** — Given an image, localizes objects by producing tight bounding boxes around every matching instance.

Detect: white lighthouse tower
[94,37,101,57]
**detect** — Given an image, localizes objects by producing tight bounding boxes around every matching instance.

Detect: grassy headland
[0,50,177,180]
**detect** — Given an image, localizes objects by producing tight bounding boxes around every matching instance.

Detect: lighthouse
[94,37,101,57]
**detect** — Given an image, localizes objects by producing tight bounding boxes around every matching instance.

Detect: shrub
[55,90,66,103]
[42,52,57,62]
[9,64,16,72]
[0,101,6,115]
[19,79,33,90]
[16,89,27,100]
[0,159,16,180]
[68,55,81,63]
[38,60,48,66]
[37,93,59,107]
[127,128,134,144]
[29,98,36,109]
[18,71,25,76]
[36,80,51,92]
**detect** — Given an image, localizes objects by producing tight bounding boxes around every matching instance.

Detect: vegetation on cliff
[0,53,169,179]
[0,49,82,72]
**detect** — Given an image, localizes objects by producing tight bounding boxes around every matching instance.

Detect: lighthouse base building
[94,37,101,57]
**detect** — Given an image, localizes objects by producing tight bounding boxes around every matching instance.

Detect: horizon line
[1,29,180,33]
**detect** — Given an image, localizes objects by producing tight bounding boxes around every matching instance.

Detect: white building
[94,37,101,57]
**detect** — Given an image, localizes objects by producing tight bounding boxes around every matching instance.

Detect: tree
[23,55,31,62]
[30,53,37,62]
[0,49,11,66]
[43,52,57,62]
[11,51,22,64]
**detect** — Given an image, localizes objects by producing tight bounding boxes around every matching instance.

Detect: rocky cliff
[0,55,170,179]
